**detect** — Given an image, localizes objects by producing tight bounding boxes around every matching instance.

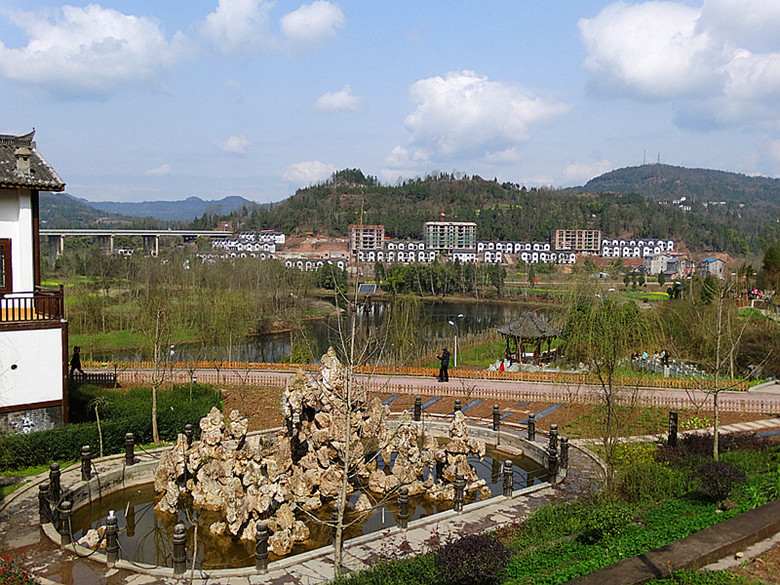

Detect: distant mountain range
[40,193,264,226]
[87,195,263,222]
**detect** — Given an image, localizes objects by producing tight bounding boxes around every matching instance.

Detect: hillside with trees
[42,165,780,256]
[196,168,780,256]
[585,164,780,205]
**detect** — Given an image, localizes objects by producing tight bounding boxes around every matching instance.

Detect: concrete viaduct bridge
[40,228,230,260]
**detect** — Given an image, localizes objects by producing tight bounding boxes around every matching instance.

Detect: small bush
[509,500,590,548]
[694,461,746,505]
[333,554,437,585]
[434,534,511,585]
[656,433,774,469]
[0,384,221,471]
[578,503,634,544]
[615,458,689,503]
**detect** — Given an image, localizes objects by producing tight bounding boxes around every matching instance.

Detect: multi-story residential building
[552,229,602,253]
[0,131,68,433]
[349,224,385,255]
[698,258,726,279]
[423,221,477,252]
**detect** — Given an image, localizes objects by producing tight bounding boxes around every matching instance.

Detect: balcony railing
[0,285,64,324]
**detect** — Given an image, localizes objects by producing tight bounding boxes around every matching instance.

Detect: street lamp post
[447,313,465,367]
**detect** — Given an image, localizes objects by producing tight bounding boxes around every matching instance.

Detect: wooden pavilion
[496,312,562,363]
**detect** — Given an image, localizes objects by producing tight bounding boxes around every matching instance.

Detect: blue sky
[1,0,779,203]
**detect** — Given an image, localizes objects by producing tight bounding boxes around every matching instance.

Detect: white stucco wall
[0,327,63,408]
[0,188,35,292]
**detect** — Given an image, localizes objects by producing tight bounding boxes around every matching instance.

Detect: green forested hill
[220,169,778,255]
[584,164,780,205]
[39,192,131,228]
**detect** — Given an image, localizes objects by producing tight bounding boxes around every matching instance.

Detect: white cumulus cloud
[563,160,613,184]
[145,164,171,177]
[315,85,362,112]
[0,4,188,96]
[579,1,780,128]
[219,134,251,154]
[403,70,571,158]
[280,1,345,50]
[579,2,716,100]
[201,0,273,54]
[283,160,336,184]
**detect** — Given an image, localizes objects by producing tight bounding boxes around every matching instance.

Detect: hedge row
[0,384,221,471]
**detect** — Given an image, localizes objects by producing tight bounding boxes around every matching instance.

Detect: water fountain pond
[49,348,553,576]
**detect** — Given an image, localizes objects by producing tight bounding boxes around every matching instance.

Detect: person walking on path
[69,345,85,379]
[437,347,450,382]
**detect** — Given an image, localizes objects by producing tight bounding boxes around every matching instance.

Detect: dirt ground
[731,546,780,584]
[222,385,779,439]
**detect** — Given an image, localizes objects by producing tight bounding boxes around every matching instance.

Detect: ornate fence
[85,361,778,414]
[91,360,749,392]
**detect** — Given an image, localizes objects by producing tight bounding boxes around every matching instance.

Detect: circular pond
[70,446,545,570]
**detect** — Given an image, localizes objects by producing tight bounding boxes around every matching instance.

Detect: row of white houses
[212,240,276,254]
[601,239,674,259]
[283,258,348,272]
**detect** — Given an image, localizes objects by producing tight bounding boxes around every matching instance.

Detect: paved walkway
[0,426,603,585]
[571,417,780,447]
[106,367,780,415]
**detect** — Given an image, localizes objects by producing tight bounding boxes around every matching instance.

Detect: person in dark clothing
[70,345,85,378]
[437,347,450,382]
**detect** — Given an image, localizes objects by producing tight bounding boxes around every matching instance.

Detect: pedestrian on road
[437,347,450,382]
[69,345,85,379]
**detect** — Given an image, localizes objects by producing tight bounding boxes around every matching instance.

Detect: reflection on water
[70,447,545,570]
[96,300,544,364]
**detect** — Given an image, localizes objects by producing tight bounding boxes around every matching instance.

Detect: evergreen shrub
[0,384,221,471]
[434,534,511,585]
[694,461,746,504]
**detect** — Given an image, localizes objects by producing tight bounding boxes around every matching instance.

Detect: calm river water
[98,300,547,363]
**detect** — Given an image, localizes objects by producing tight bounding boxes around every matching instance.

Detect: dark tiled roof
[0,131,65,191]
[496,311,562,339]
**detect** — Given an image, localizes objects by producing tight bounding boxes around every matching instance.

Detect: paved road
[101,367,780,415]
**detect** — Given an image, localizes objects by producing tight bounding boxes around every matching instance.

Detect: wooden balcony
[0,285,64,326]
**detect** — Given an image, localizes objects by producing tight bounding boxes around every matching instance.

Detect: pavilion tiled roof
[0,131,65,191]
[496,311,562,339]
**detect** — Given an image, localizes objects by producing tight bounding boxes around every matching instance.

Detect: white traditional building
[0,131,68,433]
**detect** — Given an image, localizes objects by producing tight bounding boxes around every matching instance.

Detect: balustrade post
[184,423,194,447]
[49,463,61,529]
[59,500,72,546]
[547,446,559,483]
[453,473,465,512]
[106,513,119,567]
[560,437,569,470]
[503,460,513,497]
[255,521,269,573]
[668,411,678,448]
[492,404,500,431]
[549,424,559,451]
[413,397,421,422]
[124,433,135,466]
[81,445,91,482]
[398,486,409,529]
[172,523,187,576]
[527,414,536,442]
[49,463,61,502]
[38,483,51,525]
